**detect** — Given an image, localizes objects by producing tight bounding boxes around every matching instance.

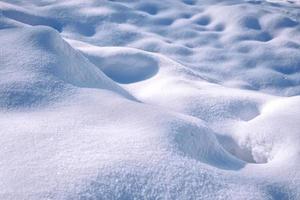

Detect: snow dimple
[101,53,158,84]
[182,0,197,5]
[2,0,296,96]
[136,2,160,15]
[194,15,211,26]
[262,15,299,30]
[238,15,262,30]
[1,7,62,32]
[77,47,160,84]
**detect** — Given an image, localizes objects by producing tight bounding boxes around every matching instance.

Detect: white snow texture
[0,0,300,199]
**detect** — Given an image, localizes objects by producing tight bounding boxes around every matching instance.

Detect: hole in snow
[217,135,257,163]
[216,134,271,164]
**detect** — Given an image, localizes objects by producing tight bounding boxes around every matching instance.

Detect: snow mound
[0,26,133,108]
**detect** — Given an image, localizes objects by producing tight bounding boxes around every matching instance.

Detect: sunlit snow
[0,0,299,199]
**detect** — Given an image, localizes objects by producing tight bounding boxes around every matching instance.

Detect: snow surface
[0,0,300,199]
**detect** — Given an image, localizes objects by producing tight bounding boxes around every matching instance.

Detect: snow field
[0,0,300,199]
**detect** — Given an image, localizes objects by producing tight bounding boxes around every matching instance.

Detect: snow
[0,0,299,199]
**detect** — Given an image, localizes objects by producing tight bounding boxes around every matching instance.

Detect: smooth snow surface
[0,0,300,199]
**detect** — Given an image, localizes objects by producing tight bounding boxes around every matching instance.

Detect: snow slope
[0,0,300,199]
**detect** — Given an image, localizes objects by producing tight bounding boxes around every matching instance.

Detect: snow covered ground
[0,0,300,199]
